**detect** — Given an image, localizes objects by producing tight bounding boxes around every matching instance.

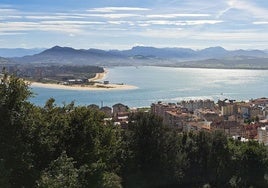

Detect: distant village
[90,97,268,145]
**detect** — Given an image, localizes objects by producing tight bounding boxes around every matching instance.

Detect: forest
[0,74,268,188]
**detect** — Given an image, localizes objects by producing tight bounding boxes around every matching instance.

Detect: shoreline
[29,69,138,91]
[30,82,138,91]
[88,68,107,82]
[151,65,268,71]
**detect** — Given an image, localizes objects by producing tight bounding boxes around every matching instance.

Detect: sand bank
[29,68,137,90]
[30,81,137,91]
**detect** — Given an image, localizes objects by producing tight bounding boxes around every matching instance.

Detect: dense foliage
[15,65,104,82]
[0,74,268,187]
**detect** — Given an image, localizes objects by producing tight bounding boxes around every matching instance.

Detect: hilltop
[5,46,268,69]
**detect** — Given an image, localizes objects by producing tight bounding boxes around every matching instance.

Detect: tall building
[257,125,268,146]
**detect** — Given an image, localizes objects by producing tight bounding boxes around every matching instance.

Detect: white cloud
[0,21,83,34]
[0,15,22,19]
[0,22,39,32]
[184,20,223,25]
[25,15,65,20]
[216,7,232,18]
[191,31,268,41]
[40,21,105,25]
[133,28,185,38]
[88,7,150,13]
[1,2,267,49]
[25,15,85,20]
[221,0,268,19]
[0,8,17,13]
[138,23,150,27]
[147,13,210,18]
[85,13,140,19]
[253,21,268,25]
[0,32,26,36]
[144,20,223,26]
[108,21,134,25]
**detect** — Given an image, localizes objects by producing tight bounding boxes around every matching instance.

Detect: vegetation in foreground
[0,74,268,188]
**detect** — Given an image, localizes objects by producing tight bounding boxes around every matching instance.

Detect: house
[250,98,268,106]
[211,120,243,137]
[67,79,84,84]
[179,99,215,112]
[183,121,211,133]
[87,104,99,110]
[221,104,237,117]
[243,123,260,139]
[151,102,177,117]
[238,104,251,119]
[100,106,112,117]
[194,109,219,121]
[112,103,129,117]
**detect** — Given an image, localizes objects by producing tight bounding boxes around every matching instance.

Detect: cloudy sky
[1,0,268,49]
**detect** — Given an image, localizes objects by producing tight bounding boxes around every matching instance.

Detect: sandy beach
[88,69,107,82]
[30,82,137,91]
[29,69,137,91]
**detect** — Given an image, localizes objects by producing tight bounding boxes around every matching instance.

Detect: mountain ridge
[8,45,268,69]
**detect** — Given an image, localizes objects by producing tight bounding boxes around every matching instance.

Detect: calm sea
[30,66,268,107]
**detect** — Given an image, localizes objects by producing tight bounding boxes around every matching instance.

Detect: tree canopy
[0,74,267,187]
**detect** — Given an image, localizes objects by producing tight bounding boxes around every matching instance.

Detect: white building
[257,125,268,146]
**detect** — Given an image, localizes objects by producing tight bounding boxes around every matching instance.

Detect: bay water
[30,66,268,107]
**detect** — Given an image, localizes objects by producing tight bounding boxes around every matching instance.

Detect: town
[90,97,268,145]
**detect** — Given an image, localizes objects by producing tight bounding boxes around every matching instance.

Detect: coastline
[29,69,138,91]
[30,82,138,91]
[88,69,107,82]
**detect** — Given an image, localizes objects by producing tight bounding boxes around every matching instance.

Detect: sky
[1,0,268,50]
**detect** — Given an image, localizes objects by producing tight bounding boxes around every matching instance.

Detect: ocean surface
[30,66,268,107]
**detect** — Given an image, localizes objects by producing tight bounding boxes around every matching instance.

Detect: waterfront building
[151,102,177,118]
[179,99,215,112]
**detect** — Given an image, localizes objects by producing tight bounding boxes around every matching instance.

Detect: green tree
[37,151,80,188]
[65,106,123,187]
[208,131,232,187]
[123,112,169,187]
[231,140,268,187]
[0,74,37,187]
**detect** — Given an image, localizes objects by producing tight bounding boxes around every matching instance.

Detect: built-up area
[89,98,268,145]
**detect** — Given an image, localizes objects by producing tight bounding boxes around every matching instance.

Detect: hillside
[0,56,13,64]
[12,46,129,66]
[11,46,268,69]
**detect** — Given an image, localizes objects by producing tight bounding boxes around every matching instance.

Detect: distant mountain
[198,46,228,58]
[11,45,268,69]
[0,48,45,58]
[12,46,128,66]
[122,46,267,59]
[40,46,122,57]
[120,46,196,58]
[230,49,266,57]
[167,57,268,69]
